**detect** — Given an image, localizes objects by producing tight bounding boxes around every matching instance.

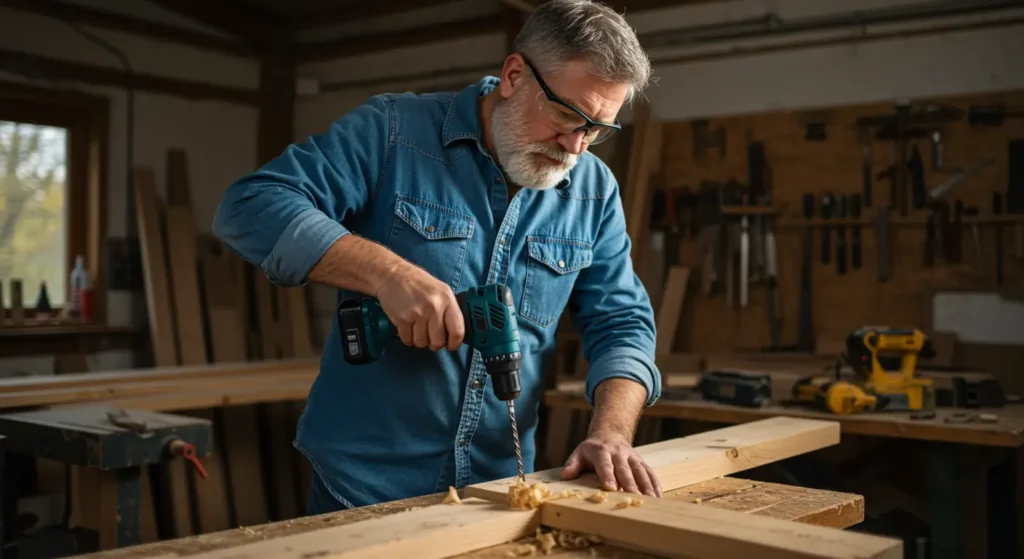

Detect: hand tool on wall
[835,195,847,275]
[909,143,926,209]
[968,104,1024,127]
[951,200,964,263]
[748,141,768,283]
[860,141,873,207]
[876,206,892,282]
[339,284,526,481]
[994,192,1005,285]
[722,180,744,308]
[739,195,750,308]
[927,158,994,201]
[820,194,833,264]
[798,194,815,351]
[930,129,944,170]
[698,182,723,297]
[850,194,862,269]
[962,205,983,274]
[699,370,772,408]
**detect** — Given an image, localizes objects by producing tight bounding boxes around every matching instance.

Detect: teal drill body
[337,283,523,401]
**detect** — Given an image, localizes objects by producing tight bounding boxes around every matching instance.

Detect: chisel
[798,194,814,351]
[861,143,872,207]
[821,194,833,264]
[835,195,847,275]
[850,194,862,269]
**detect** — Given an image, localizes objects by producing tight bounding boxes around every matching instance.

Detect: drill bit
[507,401,525,483]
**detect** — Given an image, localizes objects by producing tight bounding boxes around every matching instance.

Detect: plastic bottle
[69,256,92,321]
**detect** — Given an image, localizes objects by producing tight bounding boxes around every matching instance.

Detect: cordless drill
[337,283,526,480]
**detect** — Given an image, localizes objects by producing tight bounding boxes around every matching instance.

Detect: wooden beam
[142,0,281,48]
[499,0,538,13]
[0,0,255,57]
[288,0,455,30]
[542,492,902,558]
[466,417,838,502]
[0,50,258,106]
[295,15,505,63]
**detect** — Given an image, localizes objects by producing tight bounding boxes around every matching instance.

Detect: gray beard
[490,90,576,190]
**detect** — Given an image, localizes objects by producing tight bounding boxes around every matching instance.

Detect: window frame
[0,81,109,326]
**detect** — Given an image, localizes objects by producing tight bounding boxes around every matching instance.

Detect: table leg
[929,442,963,559]
[987,445,1022,559]
[115,466,142,548]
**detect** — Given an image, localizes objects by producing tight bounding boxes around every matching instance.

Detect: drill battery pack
[698,370,773,408]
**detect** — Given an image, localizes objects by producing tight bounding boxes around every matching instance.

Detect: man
[213,0,662,515]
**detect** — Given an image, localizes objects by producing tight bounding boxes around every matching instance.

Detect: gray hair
[512,0,652,104]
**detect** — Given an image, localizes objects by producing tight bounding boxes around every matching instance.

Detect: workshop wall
[0,6,260,376]
[658,87,1024,354]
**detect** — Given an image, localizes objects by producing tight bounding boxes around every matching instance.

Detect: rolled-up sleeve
[570,168,661,408]
[212,94,392,286]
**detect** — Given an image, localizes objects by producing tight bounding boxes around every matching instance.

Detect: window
[0,82,108,325]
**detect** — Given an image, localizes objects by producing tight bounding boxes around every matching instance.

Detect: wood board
[175,417,896,559]
[466,416,839,502]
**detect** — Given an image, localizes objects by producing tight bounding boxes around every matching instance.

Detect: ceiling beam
[142,0,283,49]
[499,0,538,14]
[288,0,454,31]
[295,14,505,63]
[0,0,255,57]
[0,48,258,105]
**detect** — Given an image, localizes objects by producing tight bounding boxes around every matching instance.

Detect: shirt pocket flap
[395,197,475,240]
[527,237,593,275]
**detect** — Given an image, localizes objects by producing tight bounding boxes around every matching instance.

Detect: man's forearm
[306,234,407,296]
[588,378,648,443]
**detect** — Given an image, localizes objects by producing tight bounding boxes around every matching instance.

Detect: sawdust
[508,479,552,509]
[443,486,462,504]
[504,527,604,556]
[586,491,607,504]
[614,497,644,509]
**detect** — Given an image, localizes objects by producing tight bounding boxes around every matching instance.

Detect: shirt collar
[442,75,572,190]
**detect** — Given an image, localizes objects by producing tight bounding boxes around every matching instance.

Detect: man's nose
[557,130,587,155]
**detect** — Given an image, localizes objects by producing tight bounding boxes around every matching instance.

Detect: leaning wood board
[182,417,900,558]
[466,415,839,502]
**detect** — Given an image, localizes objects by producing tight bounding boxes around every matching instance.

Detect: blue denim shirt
[212,76,661,509]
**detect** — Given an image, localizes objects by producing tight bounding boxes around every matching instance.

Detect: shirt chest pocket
[519,236,593,327]
[387,195,475,291]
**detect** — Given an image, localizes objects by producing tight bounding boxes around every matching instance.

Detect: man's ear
[498,54,527,99]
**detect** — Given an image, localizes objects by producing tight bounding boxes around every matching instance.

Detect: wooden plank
[655,265,690,356]
[165,205,207,366]
[465,417,839,503]
[541,490,901,559]
[75,477,865,558]
[133,168,178,367]
[0,358,319,394]
[188,497,541,559]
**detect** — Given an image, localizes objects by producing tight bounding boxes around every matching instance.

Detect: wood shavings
[586,490,607,504]
[442,486,462,504]
[614,497,644,509]
[505,528,603,556]
[508,479,552,509]
[695,497,703,504]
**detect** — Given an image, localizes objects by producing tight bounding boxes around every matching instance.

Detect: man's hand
[376,263,465,352]
[560,377,662,497]
[561,430,662,497]
[308,234,465,352]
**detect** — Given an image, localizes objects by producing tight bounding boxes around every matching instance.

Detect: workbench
[76,476,865,558]
[545,389,1024,559]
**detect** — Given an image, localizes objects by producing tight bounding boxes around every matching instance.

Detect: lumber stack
[159,417,902,559]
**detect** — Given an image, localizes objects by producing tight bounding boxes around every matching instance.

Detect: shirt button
[494,177,502,184]
[472,380,482,389]
[557,259,566,268]
[425,225,435,233]
[499,238,505,245]
[459,439,468,447]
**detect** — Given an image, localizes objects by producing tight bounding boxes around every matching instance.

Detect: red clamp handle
[168,439,208,479]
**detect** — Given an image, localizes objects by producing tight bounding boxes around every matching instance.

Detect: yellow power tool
[792,326,937,414]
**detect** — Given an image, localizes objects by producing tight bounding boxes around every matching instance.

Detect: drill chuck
[485,355,522,401]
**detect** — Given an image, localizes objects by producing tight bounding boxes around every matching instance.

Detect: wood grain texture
[133,168,178,367]
[466,416,839,502]
[76,477,864,559]
[187,497,541,559]
[541,490,901,559]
